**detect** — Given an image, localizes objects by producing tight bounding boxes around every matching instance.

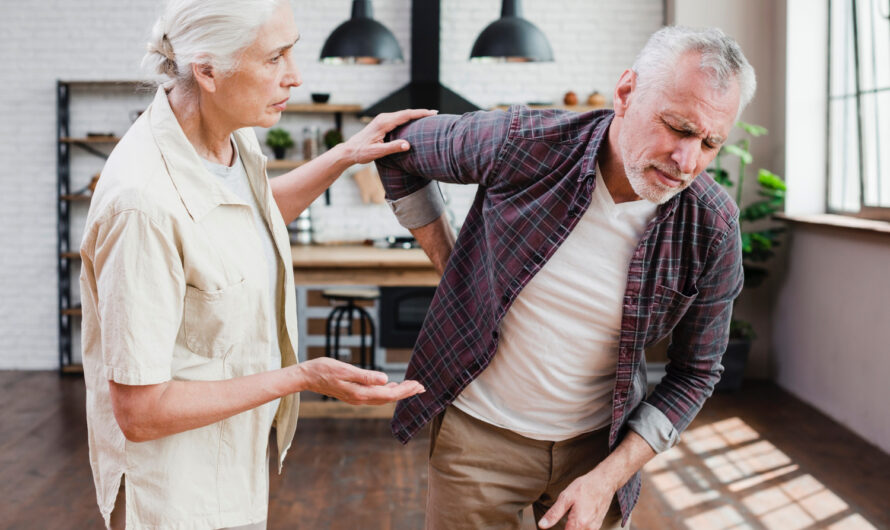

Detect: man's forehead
[652,77,739,140]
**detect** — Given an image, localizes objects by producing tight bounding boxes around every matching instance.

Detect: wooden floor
[1,372,888,529]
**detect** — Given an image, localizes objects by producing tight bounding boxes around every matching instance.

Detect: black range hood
[359,1,481,118]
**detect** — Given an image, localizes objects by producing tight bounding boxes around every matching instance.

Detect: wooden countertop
[291,244,433,268]
[291,245,439,286]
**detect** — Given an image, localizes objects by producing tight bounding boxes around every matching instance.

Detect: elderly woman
[79,1,429,528]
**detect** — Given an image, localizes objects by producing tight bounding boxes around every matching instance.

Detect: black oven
[378,286,437,348]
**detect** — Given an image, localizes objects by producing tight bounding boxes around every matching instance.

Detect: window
[827,0,890,219]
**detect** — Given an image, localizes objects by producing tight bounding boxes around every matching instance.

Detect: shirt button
[491,330,499,339]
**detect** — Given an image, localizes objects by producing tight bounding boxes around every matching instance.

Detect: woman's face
[211,1,302,129]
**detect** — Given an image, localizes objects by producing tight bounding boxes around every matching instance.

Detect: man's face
[616,52,740,204]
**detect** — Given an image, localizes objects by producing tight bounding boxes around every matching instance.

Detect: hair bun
[144,27,178,78]
[158,34,178,76]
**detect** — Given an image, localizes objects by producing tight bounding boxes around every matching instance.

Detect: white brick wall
[0,0,661,369]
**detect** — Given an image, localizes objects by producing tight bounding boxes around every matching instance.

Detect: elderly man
[376,26,755,530]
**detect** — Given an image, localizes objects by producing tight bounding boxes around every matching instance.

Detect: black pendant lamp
[320,0,404,65]
[470,0,554,62]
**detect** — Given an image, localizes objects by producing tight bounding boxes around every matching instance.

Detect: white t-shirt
[453,165,658,441]
[201,139,282,428]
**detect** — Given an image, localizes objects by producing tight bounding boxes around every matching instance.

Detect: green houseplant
[707,122,786,390]
[265,127,294,159]
[323,128,344,151]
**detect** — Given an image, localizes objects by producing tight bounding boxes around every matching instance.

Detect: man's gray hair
[142,0,284,87]
[632,26,756,117]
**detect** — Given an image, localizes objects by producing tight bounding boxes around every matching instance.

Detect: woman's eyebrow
[271,35,300,55]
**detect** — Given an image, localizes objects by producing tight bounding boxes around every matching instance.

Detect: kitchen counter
[291,244,439,286]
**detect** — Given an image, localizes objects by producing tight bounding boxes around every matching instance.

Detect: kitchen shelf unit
[57,80,144,373]
[55,79,363,372]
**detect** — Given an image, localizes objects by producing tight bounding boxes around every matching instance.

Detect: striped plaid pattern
[376,106,743,522]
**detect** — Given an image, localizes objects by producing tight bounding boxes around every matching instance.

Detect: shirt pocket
[183,278,250,358]
[647,284,698,344]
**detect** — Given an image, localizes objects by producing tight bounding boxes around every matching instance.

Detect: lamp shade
[320,0,404,64]
[470,0,554,62]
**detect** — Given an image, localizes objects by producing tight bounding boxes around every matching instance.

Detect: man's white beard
[625,162,692,205]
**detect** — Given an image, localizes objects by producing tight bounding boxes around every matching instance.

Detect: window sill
[775,212,890,237]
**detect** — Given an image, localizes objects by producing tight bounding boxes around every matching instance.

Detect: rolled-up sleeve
[631,224,744,452]
[386,181,447,230]
[86,209,185,385]
[375,109,512,228]
[627,402,680,453]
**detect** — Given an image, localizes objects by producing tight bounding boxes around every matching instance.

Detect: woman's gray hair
[143,0,285,87]
[632,26,756,117]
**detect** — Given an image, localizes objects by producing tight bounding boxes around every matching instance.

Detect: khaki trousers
[426,405,625,530]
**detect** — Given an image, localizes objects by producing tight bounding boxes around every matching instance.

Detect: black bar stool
[322,287,380,370]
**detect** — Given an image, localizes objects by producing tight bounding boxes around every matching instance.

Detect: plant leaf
[723,143,753,164]
[758,169,787,191]
[740,232,752,253]
[708,167,733,187]
[737,121,768,137]
[741,200,780,222]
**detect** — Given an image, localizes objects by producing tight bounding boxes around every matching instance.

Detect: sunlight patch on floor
[642,417,880,530]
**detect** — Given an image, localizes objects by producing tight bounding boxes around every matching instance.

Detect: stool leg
[325,306,337,360]
[333,305,347,363]
[322,306,335,402]
[368,310,377,371]
[358,309,367,369]
[346,302,364,368]
[356,306,376,371]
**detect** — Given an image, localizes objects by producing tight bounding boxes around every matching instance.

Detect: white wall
[773,227,890,454]
[774,0,890,454]
[669,0,788,378]
[0,0,661,369]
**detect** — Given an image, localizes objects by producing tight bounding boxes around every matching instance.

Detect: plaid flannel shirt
[375,106,743,523]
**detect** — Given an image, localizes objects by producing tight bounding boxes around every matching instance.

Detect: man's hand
[539,430,656,529]
[538,469,618,530]
[295,357,425,405]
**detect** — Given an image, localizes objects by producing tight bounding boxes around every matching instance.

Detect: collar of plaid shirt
[379,106,743,524]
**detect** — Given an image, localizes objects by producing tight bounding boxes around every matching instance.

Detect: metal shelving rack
[56,80,138,373]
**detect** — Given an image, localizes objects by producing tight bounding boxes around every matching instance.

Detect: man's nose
[672,138,700,175]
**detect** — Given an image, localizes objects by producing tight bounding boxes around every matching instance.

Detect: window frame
[826,0,890,221]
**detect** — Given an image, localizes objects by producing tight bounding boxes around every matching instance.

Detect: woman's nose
[284,56,302,88]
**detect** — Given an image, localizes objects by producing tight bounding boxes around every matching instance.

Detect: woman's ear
[613,69,637,118]
[191,61,217,93]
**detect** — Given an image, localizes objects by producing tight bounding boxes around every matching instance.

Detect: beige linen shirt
[79,87,300,529]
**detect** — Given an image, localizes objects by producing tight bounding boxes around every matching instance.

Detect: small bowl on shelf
[311,93,330,104]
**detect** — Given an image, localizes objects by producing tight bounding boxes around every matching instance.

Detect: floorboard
[1,373,886,529]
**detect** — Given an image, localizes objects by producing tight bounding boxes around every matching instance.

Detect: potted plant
[707,122,787,391]
[323,128,344,151]
[265,127,294,160]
